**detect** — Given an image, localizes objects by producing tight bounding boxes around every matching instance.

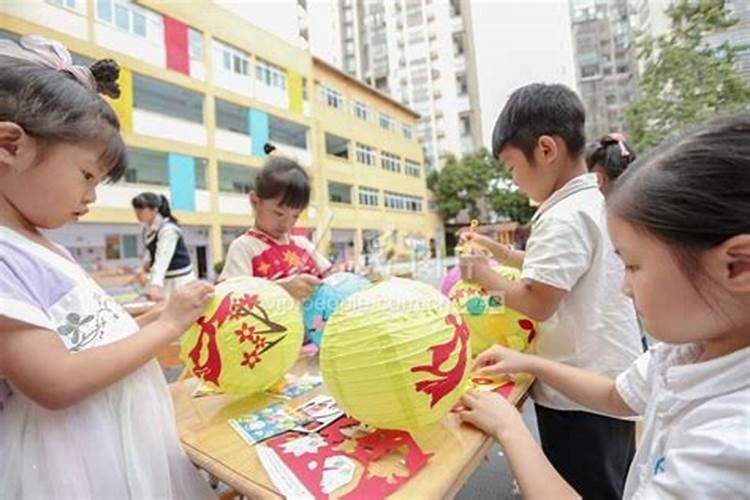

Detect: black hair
[491,83,586,161]
[263,142,277,155]
[609,113,750,278]
[586,134,637,183]
[131,192,179,224]
[253,156,311,209]
[0,54,126,181]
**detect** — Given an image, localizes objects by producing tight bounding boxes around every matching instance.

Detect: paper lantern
[320,278,471,431]
[303,272,371,346]
[180,277,304,395]
[449,265,537,356]
[440,260,501,297]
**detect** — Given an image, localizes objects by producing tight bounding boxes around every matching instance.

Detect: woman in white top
[132,192,195,301]
[458,114,750,499]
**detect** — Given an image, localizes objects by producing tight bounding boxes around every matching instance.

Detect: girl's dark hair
[131,192,178,224]
[586,134,636,182]
[609,113,750,277]
[0,56,126,181]
[253,156,310,209]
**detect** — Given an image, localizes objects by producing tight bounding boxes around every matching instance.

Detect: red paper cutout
[267,416,432,499]
[411,314,470,407]
[188,291,288,384]
[518,319,537,343]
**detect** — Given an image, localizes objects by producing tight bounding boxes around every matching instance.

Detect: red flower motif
[253,335,268,350]
[241,293,260,310]
[229,301,244,320]
[234,322,256,343]
[241,349,262,369]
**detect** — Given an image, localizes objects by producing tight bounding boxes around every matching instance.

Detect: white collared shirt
[616,344,750,499]
[522,173,642,413]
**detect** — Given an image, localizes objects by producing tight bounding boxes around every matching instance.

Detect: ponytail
[157,194,177,224]
[132,192,179,224]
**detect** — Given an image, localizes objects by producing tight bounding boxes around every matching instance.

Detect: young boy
[460,83,642,498]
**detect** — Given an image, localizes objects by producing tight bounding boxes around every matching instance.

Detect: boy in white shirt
[460,83,642,498]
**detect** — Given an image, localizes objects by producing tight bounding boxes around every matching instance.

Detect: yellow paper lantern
[449,266,537,356]
[320,278,471,431]
[180,277,303,395]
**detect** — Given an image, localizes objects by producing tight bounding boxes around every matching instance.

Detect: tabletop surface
[170,353,533,499]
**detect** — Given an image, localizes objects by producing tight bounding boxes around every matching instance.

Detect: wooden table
[171,354,534,499]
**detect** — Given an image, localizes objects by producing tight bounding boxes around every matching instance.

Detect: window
[381,151,401,172]
[452,32,465,57]
[115,3,129,30]
[384,191,422,211]
[379,113,393,130]
[302,77,309,101]
[98,0,152,38]
[218,161,259,193]
[353,101,370,121]
[401,123,413,139]
[133,73,204,123]
[123,147,169,185]
[106,234,138,260]
[605,94,616,105]
[329,182,352,204]
[215,99,248,134]
[216,41,249,76]
[256,58,287,90]
[188,29,203,61]
[459,113,471,136]
[269,115,308,149]
[96,0,112,22]
[47,0,78,9]
[405,159,421,177]
[455,72,468,96]
[194,157,208,189]
[320,84,345,109]
[325,133,349,159]
[356,143,376,166]
[358,186,379,207]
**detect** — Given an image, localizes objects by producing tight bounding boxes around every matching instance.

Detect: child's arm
[459,232,525,269]
[474,346,636,417]
[460,255,566,322]
[0,281,213,410]
[460,391,580,500]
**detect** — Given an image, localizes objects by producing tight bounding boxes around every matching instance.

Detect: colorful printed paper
[180,277,304,395]
[228,403,301,445]
[321,278,471,431]
[268,373,324,400]
[449,265,537,355]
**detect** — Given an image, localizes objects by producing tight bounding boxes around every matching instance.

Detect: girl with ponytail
[132,192,195,301]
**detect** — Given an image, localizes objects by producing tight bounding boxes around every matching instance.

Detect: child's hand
[145,285,163,302]
[459,390,525,443]
[458,253,494,286]
[160,280,214,337]
[459,231,506,257]
[473,345,535,376]
[280,274,321,301]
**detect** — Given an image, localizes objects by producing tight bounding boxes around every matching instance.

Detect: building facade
[1,0,443,277]
[337,0,483,169]
[570,0,641,140]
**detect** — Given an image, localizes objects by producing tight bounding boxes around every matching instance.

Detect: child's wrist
[493,412,526,444]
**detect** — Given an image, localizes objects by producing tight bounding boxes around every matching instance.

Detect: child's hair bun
[90,59,121,98]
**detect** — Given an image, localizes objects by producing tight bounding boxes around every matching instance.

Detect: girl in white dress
[0,35,216,499]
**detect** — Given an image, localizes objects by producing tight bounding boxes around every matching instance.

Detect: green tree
[427,149,535,225]
[625,0,750,152]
